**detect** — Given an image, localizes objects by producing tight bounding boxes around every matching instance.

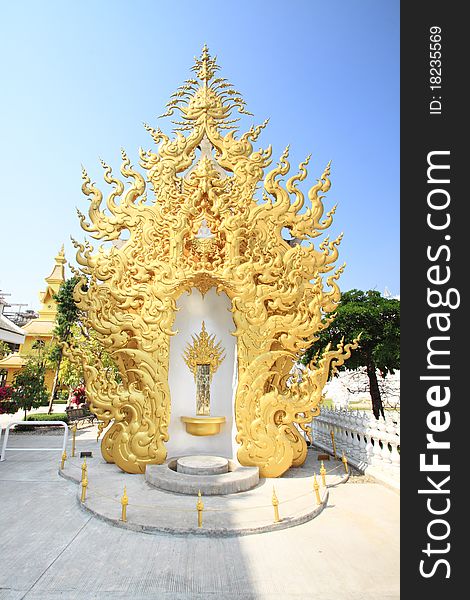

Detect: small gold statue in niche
[183,322,225,415]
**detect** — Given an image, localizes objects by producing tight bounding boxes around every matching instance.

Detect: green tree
[0,340,12,359]
[55,327,85,390]
[10,357,49,421]
[0,341,11,387]
[47,276,120,411]
[31,339,46,365]
[47,276,81,413]
[302,289,400,419]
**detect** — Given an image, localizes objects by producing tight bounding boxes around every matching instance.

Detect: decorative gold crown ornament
[183,321,225,416]
[183,321,225,380]
[67,45,357,476]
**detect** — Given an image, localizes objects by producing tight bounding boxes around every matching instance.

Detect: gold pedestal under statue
[181,416,226,436]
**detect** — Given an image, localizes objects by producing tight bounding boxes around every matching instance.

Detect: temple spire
[45,245,66,285]
[193,43,218,84]
[160,45,252,131]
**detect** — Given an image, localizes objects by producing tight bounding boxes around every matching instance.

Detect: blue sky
[0,0,399,310]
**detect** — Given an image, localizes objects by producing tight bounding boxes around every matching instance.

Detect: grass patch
[26,413,68,422]
[14,413,69,431]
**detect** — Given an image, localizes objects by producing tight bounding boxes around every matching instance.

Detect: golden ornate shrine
[70,46,357,477]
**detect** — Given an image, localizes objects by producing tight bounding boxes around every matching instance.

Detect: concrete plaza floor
[0,426,400,599]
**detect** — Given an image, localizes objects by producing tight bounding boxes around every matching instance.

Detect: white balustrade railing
[311,408,400,475]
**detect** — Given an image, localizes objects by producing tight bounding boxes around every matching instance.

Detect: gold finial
[193,44,218,84]
[121,486,128,522]
[196,489,204,528]
[313,473,321,504]
[342,451,349,474]
[56,244,66,264]
[71,424,77,457]
[330,430,337,459]
[81,475,88,502]
[160,45,252,128]
[320,461,327,487]
[272,486,280,522]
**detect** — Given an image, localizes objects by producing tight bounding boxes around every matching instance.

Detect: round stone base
[146,458,259,495]
[177,455,229,476]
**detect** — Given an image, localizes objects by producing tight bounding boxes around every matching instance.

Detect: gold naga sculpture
[68,45,358,477]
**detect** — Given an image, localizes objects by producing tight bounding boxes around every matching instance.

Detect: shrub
[26,413,68,422]
[0,386,19,414]
[55,390,70,404]
[69,384,86,407]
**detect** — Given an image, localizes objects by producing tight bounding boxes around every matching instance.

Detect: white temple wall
[166,287,238,460]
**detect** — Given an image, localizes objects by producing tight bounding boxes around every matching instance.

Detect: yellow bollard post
[342,451,349,474]
[330,430,337,459]
[320,461,327,487]
[313,473,321,505]
[81,456,87,483]
[71,425,77,457]
[196,490,204,528]
[60,450,67,470]
[81,475,88,502]
[272,486,280,523]
[121,486,128,522]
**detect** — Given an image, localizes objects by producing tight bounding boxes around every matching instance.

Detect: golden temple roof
[22,319,55,336]
[0,352,26,369]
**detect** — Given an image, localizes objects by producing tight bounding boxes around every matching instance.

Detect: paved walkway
[0,427,400,599]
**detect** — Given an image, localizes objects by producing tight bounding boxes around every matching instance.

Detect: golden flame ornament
[68,45,358,476]
[183,322,225,416]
